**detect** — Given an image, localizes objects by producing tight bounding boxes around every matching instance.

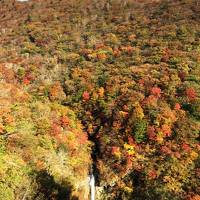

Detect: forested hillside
[0,0,200,199]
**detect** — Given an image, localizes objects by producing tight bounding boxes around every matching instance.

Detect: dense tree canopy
[0,0,200,199]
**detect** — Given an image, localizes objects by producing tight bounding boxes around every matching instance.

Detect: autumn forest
[0,0,199,199]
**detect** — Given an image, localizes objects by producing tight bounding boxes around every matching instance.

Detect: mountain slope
[0,0,200,199]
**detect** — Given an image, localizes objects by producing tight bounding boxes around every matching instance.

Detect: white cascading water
[89,173,95,200]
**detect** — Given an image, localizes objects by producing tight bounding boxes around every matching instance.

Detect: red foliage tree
[174,103,181,110]
[82,91,90,101]
[186,88,197,101]
[151,87,161,98]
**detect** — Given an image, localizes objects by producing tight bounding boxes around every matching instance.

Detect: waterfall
[89,173,95,200]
